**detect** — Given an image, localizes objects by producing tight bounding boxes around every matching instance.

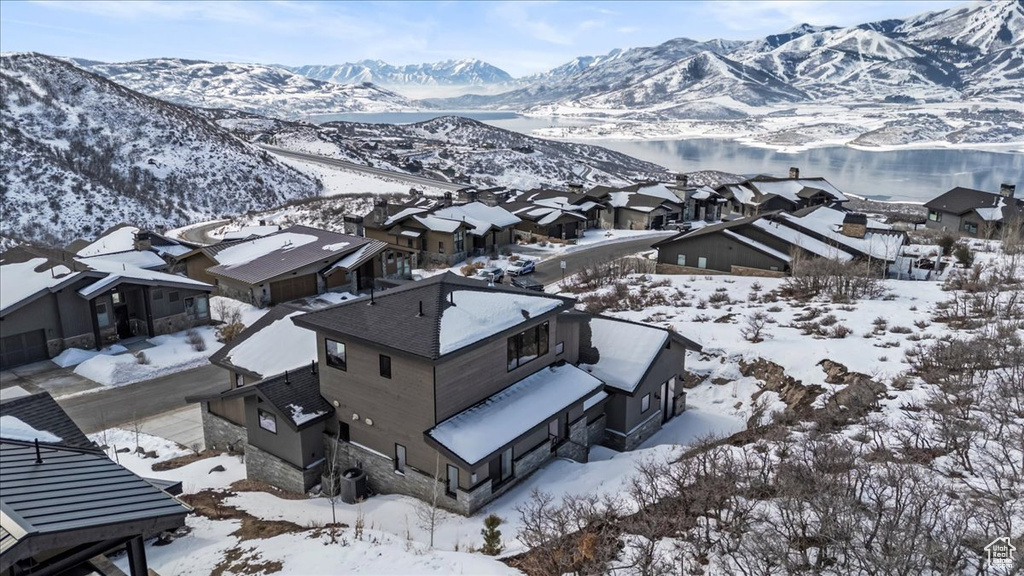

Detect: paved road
[260,145,466,192]
[532,233,674,285]
[57,364,225,434]
[178,219,229,246]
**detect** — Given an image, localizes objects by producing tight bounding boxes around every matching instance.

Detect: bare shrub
[783,251,887,302]
[185,328,207,352]
[134,351,151,365]
[828,323,852,339]
[741,312,771,343]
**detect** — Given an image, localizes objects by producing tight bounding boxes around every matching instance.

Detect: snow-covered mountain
[77,58,418,118]
[288,59,513,87]
[214,112,669,189]
[438,0,1023,114]
[1,53,322,245]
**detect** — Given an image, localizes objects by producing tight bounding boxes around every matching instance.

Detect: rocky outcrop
[818,359,886,421]
[740,357,824,416]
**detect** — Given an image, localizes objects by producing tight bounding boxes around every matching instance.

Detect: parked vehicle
[506,258,536,276]
[511,275,544,291]
[670,221,693,232]
[473,266,504,283]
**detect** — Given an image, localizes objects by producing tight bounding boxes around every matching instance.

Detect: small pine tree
[953,242,975,267]
[480,514,503,556]
[938,234,956,256]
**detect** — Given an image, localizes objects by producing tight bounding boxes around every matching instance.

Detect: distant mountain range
[65,1,1022,119]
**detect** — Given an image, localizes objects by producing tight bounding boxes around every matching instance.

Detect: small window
[446,465,459,497]
[555,341,564,355]
[548,418,560,440]
[153,290,163,301]
[96,303,110,328]
[641,393,651,414]
[169,291,180,302]
[395,443,406,474]
[964,221,978,234]
[258,409,277,434]
[769,266,780,272]
[111,292,123,305]
[235,373,245,388]
[697,257,708,269]
[928,210,942,222]
[438,241,445,254]
[676,254,686,267]
[326,339,347,370]
[379,354,392,379]
[500,447,513,482]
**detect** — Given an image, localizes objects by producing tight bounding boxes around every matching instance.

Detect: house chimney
[372,198,389,223]
[134,230,152,251]
[443,191,453,207]
[789,167,800,179]
[841,212,867,239]
[1000,183,1016,198]
[675,173,689,187]
[567,182,584,194]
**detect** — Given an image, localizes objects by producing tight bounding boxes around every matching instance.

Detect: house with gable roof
[924,183,1022,238]
[716,168,848,217]
[189,273,701,514]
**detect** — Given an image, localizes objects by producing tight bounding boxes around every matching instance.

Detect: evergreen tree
[480,513,503,556]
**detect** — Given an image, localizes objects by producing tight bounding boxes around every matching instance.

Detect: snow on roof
[414,215,462,233]
[752,179,848,203]
[580,317,669,393]
[321,242,351,251]
[750,219,853,262]
[583,390,609,411]
[288,403,326,426]
[213,233,318,268]
[727,184,755,205]
[152,244,193,258]
[76,225,139,257]
[427,363,603,465]
[76,257,210,298]
[723,229,793,263]
[328,240,386,272]
[433,203,520,230]
[221,225,280,241]
[224,312,316,377]
[636,183,682,202]
[0,258,79,312]
[0,415,62,443]
[608,191,631,208]
[439,290,563,355]
[780,207,903,260]
[383,207,428,227]
[976,197,1006,221]
[80,250,167,270]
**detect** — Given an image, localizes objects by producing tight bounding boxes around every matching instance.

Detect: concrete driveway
[0,360,101,397]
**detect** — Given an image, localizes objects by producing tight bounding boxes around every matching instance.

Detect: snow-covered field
[276,155,453,197]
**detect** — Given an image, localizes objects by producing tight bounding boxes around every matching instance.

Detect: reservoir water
[309,112,1023,203]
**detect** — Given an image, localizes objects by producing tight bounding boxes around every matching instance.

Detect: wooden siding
[656,231,787,273]
[184,253,218,285]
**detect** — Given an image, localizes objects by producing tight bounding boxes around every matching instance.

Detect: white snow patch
[438,290,562,355]
[0,416,62,442]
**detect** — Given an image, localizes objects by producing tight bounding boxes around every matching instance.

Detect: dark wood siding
[657,232,787,273]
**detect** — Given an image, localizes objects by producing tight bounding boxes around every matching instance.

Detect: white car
[473,266,504,283]
[506,259,536,276]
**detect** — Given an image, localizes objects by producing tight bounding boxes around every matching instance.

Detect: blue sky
[1,1,965,76]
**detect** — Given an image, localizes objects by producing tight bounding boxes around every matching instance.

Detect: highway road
[260,145,466,192]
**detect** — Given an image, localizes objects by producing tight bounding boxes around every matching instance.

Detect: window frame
[235,372,245,388]
[446,465,459,498]
[169,291,180,303]
[507,321,550,372]
[325,338,347,371]
[96,302,111,328]
[697,257,708,269]
[379,354,392,379]
[641,393,651,414]
[963,221,978,234]
[676,254,686,267]
[555,341,565,355]
[395,443,407,474]
[928,210,942,222]
[258,408,278,434]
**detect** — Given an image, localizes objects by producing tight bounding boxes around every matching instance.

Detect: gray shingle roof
[208,303,307,379]
[0,393,93,449]
[293,272,575,361]
[254,369,332,429]
[0,440,187,565]
[652,214,767,247]
[924,187,1024,219]
[206,225,380,285]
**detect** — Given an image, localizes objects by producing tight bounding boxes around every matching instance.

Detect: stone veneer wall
[555,417,589,464]
[153,312,196,336]
[201,404,248,453]
[603,411,663,452]
[246,442,323,494]
[586,414,607,448]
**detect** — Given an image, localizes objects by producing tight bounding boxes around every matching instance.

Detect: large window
[928,210,942,222]
[185,295,209,320]
[379,354,392,379]
[963,221,978,235]
[326,339,347,370]
[96,303,111,328]
[453,229,465,254]
[507,321,549,371]
[676,254,686,267]
[258,409,277,434]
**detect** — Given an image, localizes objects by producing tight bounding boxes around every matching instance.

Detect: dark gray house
[923,184,1021,238]
[654,206,905,275]
[1,392,188,575]
[1,247,213,369]
[193,273,700,514]
[716,169,848,217]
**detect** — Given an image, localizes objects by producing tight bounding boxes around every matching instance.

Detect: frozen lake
[308,112,1023,203]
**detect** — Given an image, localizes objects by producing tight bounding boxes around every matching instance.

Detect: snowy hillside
[77,58,418,118]
[0,53,322,245]
[289,58,513,87]
[217,113,669,189]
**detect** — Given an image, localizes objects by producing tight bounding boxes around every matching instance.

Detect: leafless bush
[185,328,206,352]
[134,351,150,365]
[214,300,245,343]
[782,251,887,302]
[741,312,771,343]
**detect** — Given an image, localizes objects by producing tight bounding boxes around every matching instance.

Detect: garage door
[269,274,318,304]
[1,329,48,369]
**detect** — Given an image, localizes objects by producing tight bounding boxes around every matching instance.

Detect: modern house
[363,194,521,267]
[69,223,197,274]
[191,273,700,514]
[504,188,606,239]
[592,183,685,230]
[654,206,905,275]
[0,246,213,369]
[716,168,848,217]
[1,391,188,575]
[923,184,1022,238]
[177,225,390,306]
